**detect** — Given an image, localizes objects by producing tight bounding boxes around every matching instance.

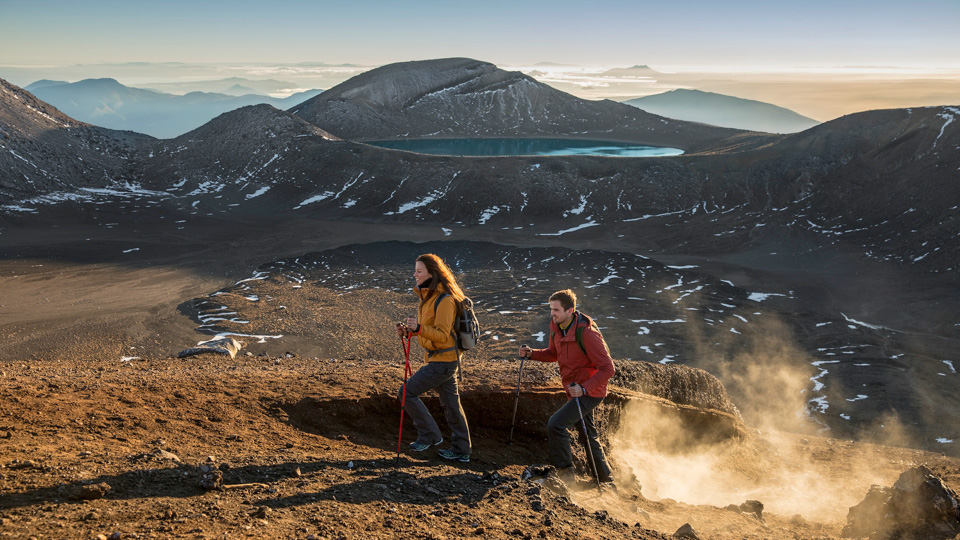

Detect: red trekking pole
[396,327,413,467]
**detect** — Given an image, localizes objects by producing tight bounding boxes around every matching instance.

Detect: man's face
[549,300,575,327]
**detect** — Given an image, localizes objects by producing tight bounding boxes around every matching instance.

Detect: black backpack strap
[574,313,602,355]
[427,292,460,356]
[433,292,449,313]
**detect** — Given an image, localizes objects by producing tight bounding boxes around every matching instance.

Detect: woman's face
[414,260,431,286]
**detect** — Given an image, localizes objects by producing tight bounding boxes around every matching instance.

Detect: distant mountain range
[24,78,323,138]
[624,89,820,133]
[2,59,958,276]
[142,77,307,96]
[599,65,662,78]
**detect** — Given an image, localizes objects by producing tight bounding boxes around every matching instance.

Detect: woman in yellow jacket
[395,253,472,462]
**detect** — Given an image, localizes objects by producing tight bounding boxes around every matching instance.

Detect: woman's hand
[405,317,418,332]
[518,345,532,358]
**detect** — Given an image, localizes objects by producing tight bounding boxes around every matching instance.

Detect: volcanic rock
[177,337,244,359]
[843,465,960,539]
[674,523,700,539]
[72,482,111,500]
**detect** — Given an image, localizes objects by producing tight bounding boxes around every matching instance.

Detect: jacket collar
[415,280,447,301]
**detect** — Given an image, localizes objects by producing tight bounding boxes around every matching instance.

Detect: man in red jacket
[519,289,615,483]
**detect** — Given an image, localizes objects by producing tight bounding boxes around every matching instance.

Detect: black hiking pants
[547,395,611,481]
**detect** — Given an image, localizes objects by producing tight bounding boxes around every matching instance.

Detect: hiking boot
[409,438,443,452]
[555,466,577,485]
[437,448,470,463]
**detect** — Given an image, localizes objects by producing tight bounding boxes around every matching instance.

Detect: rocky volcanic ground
[2,217,960,540]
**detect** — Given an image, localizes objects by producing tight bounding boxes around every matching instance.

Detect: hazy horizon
[2,0,959,121]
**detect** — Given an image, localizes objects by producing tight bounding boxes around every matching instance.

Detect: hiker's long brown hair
[417,253,466,306]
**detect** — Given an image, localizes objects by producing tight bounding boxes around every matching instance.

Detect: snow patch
[537,221,599,236]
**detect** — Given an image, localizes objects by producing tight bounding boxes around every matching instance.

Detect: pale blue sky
[2,0,959,69]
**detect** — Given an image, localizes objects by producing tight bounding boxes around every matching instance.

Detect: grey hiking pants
[547,395,611,480]
[398,360,471,455]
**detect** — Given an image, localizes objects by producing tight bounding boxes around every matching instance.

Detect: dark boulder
[843,465,960,539]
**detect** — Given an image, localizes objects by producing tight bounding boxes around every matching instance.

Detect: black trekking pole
[396,327,413,467]
[572,388,602,488]
[507,345,528,445]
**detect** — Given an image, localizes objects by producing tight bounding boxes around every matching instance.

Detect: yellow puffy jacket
[413,282,459,362]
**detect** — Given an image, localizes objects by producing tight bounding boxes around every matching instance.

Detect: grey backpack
[433,294,481,352]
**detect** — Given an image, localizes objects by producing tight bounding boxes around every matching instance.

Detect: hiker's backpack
[434,293,481,352]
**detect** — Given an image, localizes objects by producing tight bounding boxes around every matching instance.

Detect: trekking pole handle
[519,344,531,358]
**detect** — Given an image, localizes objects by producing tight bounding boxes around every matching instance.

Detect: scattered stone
[739,499,764,521]
[177,337,244,359]
[475,527,485,535]
[95,535,108,540]
[789,514,808,526]
[199,464,223,490]
[293,467,302,477]
[724,504,740,513]
[594,510,608,521]
[73,482,111,500]
[522,465,554,480]
[284,352,297,358]
[9,459,39,469]
[843,465,960,539]
[244,352,253,357]
[251,507,270,519]
[674,523,700,539]
[79,451,92,457]
[481,471,501,485]
[109,533,122,540]
[150,448,181,463]
[83,512,101,522]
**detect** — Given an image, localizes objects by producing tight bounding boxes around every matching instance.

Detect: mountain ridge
[625,89,821,133]
[292,58,761,153]
[24,78,323,138]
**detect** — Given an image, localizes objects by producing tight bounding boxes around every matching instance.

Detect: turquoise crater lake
[365,138,684,157]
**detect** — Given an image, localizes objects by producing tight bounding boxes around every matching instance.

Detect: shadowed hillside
[290,58,770,153]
